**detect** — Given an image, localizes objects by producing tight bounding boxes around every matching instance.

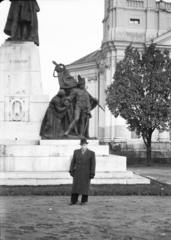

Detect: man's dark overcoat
[69,149,96,195]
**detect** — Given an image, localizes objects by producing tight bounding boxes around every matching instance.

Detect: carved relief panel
[5,96,29,122]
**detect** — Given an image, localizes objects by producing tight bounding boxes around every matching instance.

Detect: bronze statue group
[40,62,99,140]
[1,0,97,205]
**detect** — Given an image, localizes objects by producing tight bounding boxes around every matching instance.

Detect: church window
[130,18,140,24]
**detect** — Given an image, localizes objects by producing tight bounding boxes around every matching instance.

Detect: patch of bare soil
[0,196,171,240]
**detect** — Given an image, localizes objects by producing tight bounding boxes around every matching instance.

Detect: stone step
[0,171,133,179]
[0,140,39,145]
[39,140,99,146]
[0,145,109,157]
[0,139,99,146]
[0,173,150,185]
[93,175,150,184]
[0,155,126,172]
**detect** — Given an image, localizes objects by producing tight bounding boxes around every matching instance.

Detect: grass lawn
[129,166,171,185]
[0,181,171,196]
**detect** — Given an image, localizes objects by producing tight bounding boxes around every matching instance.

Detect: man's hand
[87,112,92,118]
[89,174,95,179]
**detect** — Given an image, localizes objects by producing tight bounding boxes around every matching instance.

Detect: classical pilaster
[104,55,112,143]
[97,63,105,140]
[101,42,115,143]
[110,45,116,141]
[146,9,157,41]
[158,11,167,36]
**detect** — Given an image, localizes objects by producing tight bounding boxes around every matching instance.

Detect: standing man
[69,139,96,205]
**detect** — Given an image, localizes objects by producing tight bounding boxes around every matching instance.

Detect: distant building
[67,0,171,144]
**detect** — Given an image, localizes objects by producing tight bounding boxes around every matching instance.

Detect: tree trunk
[142,130,152,166]
[146,142,152,166]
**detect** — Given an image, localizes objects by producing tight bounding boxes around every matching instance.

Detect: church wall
[67,0,171,151]
[101,0,171,148]
[103,0,171,43]
[110,141,171,165]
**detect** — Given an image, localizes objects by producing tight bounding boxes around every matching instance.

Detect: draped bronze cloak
[4,0,40,45]
[40,95,68,139]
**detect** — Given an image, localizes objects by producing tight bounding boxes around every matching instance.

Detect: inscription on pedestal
[10,60,29,64]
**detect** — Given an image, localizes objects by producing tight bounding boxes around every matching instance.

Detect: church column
[104,63,111,143]
[97,64,105,141]
[103,45,114,143]
[109,44,116,140]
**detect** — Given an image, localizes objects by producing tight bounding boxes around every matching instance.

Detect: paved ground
[129,167,171,185]
[0,196,171,240]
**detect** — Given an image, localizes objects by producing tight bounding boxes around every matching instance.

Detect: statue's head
[52,62,66,73]
[78,75,85,89]
[63,97,71,107]
[57,89,66,98]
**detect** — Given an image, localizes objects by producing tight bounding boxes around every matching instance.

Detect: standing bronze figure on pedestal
[2,0,40,45]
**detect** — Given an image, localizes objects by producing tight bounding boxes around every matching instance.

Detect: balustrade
[127,0,144,8]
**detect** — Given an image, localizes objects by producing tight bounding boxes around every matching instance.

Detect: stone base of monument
[0,140,150,185]
[0,41,49,140]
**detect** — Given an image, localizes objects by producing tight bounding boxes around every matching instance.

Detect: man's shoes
[80,202,85,205]
[69,202,76,205]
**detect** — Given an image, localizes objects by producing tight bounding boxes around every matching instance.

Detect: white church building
[67,0,171,147]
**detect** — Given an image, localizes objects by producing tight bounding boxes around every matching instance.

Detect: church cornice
[101,41,115,55]
[146,30,171,46]
[66,61,98,72]
[101,40,145,52]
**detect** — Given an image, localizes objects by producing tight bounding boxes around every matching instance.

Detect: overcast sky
[0,0,104,97]
[1,0,171,97]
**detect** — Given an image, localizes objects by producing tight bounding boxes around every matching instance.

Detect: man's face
[81,144,87,151]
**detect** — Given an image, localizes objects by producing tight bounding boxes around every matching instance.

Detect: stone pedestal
[0,140,150,185]
[0,42,150,185]
[0,41,49,140]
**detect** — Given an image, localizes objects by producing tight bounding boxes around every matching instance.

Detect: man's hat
[78,75,85,85]
[80,139,88,145]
